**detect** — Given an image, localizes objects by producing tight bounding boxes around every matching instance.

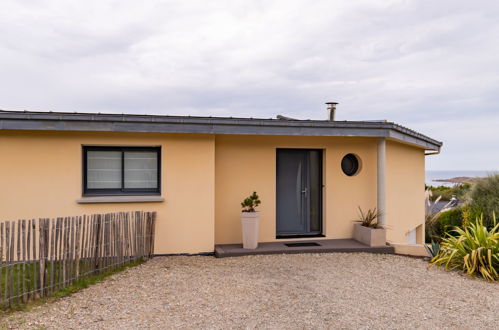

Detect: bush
[437,207,464,235]
[469,175,499,228]
[426,183,471,201]
[426,206,464,243]
[431,216,499,281]
[426,185,452,201]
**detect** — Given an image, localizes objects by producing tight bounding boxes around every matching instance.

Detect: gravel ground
[1,253,498,329]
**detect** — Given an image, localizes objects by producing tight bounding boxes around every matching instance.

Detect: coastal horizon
[426,170,498,187]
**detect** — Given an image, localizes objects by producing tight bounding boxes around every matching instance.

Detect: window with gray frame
[83,146,160,196]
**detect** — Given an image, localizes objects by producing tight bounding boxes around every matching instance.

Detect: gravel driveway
[2,253,498,329]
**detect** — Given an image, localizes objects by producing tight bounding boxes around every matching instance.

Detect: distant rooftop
[0,109,442,151]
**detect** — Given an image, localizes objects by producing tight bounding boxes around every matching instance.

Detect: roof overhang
[0,110,442,151]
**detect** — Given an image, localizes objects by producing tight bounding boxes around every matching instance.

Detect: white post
[377,138,386,226]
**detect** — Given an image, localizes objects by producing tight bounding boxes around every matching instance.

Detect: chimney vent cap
[326,102,338,121]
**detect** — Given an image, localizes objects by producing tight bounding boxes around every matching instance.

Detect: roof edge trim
[0,110,442,151]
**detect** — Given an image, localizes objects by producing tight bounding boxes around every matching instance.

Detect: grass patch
[51,259,144,298]
[0,259,145,318]
[0,258,142,297]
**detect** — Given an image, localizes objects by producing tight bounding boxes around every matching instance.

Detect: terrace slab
[214,238,394,258]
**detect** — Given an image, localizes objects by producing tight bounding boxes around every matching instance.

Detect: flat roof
[0,109,442,151]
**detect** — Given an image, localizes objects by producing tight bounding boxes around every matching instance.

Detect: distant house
[0,105,442,254]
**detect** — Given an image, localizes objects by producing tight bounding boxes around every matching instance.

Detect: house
[0,104,442,255]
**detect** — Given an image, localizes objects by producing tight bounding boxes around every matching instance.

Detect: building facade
[0,110,441,254]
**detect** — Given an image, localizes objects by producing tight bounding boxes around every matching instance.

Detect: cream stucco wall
[214,135,378,244]
[0,130,426,254]
[0,130,215,254]
[385,140,426,244]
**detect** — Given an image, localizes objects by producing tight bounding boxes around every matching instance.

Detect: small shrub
[431,215,499,281]
[427,183,472,202]
[425,191,458,242]
[426,185,453,201]
[355,207,382,228]
[436,207,464,237]
[453,183,472,201]
[241,191,261,212]
[469,175,499,228]
[425,240,441,258]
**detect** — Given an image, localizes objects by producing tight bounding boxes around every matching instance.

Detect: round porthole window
[341,154,360,176]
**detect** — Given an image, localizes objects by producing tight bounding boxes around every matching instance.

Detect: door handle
[301,188,308,194]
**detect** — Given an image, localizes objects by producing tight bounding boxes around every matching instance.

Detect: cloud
[0,0,498,169]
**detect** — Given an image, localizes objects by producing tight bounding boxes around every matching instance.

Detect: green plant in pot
[353,207,387,247]
[240,192,261,249]
[241,191,261,212]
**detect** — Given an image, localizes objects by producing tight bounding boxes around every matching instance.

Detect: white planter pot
[353,223,386,247]
[241,211,260,249]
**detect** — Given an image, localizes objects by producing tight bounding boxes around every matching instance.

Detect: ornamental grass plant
[355,207,382,228]
[431,215,499,281]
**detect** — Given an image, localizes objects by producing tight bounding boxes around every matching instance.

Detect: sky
[1,0,498,171]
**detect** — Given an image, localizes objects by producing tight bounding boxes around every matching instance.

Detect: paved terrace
[214,238,394,257]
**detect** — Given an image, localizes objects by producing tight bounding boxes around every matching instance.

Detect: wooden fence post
[1,222,4,306]
[26,220,31,302]
[31,220,37,298]
[94,215,101,273]
[4,222,10,307]
[38,219,45,298]
[21,220,26,303]
[49,219,55,296]
[75,216,81,279]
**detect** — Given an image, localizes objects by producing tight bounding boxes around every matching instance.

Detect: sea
[426,170,498,187]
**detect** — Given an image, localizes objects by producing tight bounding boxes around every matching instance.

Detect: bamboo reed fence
[0,211,156,308]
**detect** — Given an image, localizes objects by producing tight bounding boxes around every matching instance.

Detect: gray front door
[276,149,322,237]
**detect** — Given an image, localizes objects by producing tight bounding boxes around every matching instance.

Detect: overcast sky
[1,1,498,170]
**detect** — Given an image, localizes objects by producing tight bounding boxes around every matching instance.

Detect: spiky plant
[355,207,382,228]
[424,240,441,258]
[431,214,499,281]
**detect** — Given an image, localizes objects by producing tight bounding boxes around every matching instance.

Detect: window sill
[76,196,165,204]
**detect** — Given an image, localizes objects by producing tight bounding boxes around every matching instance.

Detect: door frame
[275,148,324,239]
